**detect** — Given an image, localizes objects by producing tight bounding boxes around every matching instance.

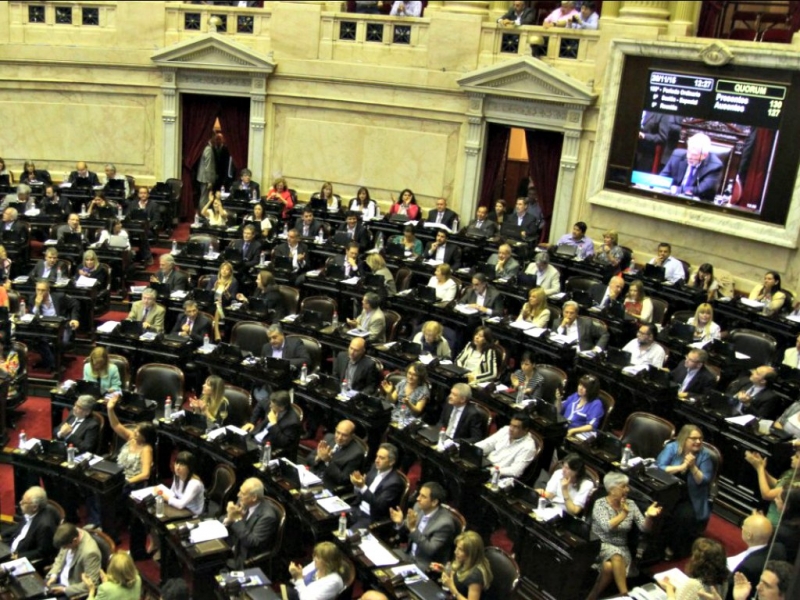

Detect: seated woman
[86,195,119,219]
[412,321,452,359]
[524,252,562,297]
[0,340,20,398]
[594,230,620,265]
[427,264,457,302]
[235,270,287,320]
[0,157,13,184]
[556,374,604,437]
[313,181,340,213]
[439,531,493,600]
[750,270,787,317]
[487,199,507,226]
[0,244,10,288]
[74,249,107,288]
[206,261,239,306]
[689,263,720,302]
[349,186,378,219]
[657,424,715,559]
[659,538,729,600]
[516,287,551,328]
[455,326,499,385]
[365,254,397,296]
[266,176,294,219]
[81,552,141,600]
[744,446,800,527]
[624,279,653,324]
[162,451,206,516]
[381,362,430,417]
[388,188,420,220]
[96,219,130,250]
[189,374,230,427]
[200,191,229,226]
[287,541,351,600]
[510,352,544,399]
[83,346,122,399]
[242,203,273,239]
[535,453,595,516]
[19,160,51,185]
[587,472,662,600]
[687,303,721,344]
[391,225,423,257]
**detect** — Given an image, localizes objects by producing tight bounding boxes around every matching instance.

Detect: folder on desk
[90,459,124,476]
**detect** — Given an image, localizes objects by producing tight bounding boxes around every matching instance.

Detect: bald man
[223,478,279,569]
[589,276,626,309]
[332,337,380,394]
[68,161,100,188]
[305,419,364,490]
[726,512,785,599]
[729,366,782,420]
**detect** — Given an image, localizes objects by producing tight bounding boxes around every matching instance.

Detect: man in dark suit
[497,0,535,26]
[424,230,461,269]
[0,486,59,563]
[231,168,260,199]
[294,207,323,239]
[127,186,160,265]
[333,337,380,394]
[671,349,717,398]
[330,242,364,278]
[259,324,310,369]
[436,383,487,443]
[588,276,626,309]
[68,161,100,188]
[223,478,279,570]
[636,111,681,172]
[229,224,263,268]
[550,300,609,353]
[462,205,498,238]
[1,207,29,243]
[29,247,65,281]
[250,391,301,461]
[501,198,541,240]
[459,273,503,315]
[55,213,84,243]
[350,443,405,528]
[305,419,364,491]
[170,300,212,344]
[53,395,99,454]
[27,279,80,371]
[660,133,724,201]
[427,198,458,229]
[273,229,309,273]
[150,254,189,293]
[726,513,785,600]
[337,211,370,251]
[388,481,458,569]
[729,366,782,420]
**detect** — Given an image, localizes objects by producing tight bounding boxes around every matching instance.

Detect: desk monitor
[72,177,94,189]
[604,347,632,368]
[458,441,491,468]
[246,297,270,317]
[476,263,497,281]
[44,203,64,216]
[500,220,525,240]
[272,255,293,271]
[593,431,623,462]
[37,316,64,328]
[436,362,470,378]
[38,439,68,462]
[215,342,248,363]
[182,410,209,432]
[668,321,695,342]
[314,373,341,397]
[416,284,437,303]
[702,390,738,417]
[183,240,206,258]
[309,197,328,212]
[231,188,250,201]
[223,246,243,263]
[389,214,410,224]
[75,380,102,399]
[118,319,144,338]
[511,481,540,506]
[554,244,578,258]
[0,174,9,187]
[0,230,24,244]
[630,171,673,192]
[221,429,249,453]
[642,465,681,488]
[120,391,152,411]
[127,209,148,222]
[325,263,345,281]
[571,289,593,307]
[362,273,385,289]
[264,356,292,379]
[162,333,191,347]
[604,300,626,320]
[707,338,735,359]
[332,232,350,247]
[193,289,216,305]
[385,242,406,258]
[645,365,673,388]
[108,234,129,249]
[397,339,422,356]
[94,205,117,219]
[105,179,125,192]
[353,392,390,414]
[560,511,593,540]
[150,282,171,298]
[778,364,800,384]
[529,399,563,423]
[298,309,325,329]
[642,263,666,281]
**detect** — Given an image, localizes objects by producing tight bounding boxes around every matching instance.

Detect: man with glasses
[671,349,717,398]
[458,273,504,315]
[222,478,279,570]
[1,486,59,563]
[127,287,165,333]
[54,395,99,454]
[729,365,782,420]
[305,419,363,490]
[622,324,666,368]
[26,280,80,371]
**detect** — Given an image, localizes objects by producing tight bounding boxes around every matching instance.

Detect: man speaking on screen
[660,132,724,201]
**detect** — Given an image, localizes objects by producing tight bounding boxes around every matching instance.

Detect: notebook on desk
[90,459,124,476]
[554,244,578,258]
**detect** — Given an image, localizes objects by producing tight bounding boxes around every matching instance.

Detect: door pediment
[151,33,276,73]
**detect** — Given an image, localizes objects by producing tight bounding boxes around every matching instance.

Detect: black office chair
[566,276,602,295]
[484,547,520,598]
[276,285,300,316]
[299,295,337,322]
[650,297,669,327]
[597,390,615,432]
[223,384,252,427]
[205,464,237,518]
[394,267,413,293]
[620,412,675,459]
[286,334,321,374]
[384,309,402,342]
[230,321,270,356]
[729,328,777,367]
[135,363,185,409]
[534,364,567,402]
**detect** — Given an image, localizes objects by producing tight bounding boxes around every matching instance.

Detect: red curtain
[738,128,776,209]
[180,95,222,219]
[479,123,510,209]
[217,97,251,182]
[697,1,725,38]
[525,129,563,242]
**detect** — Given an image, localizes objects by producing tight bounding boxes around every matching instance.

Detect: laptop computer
[385,243,406,258]
[183,240,206,257]
[272,255,293,271]
[554,244,578,258]
[643,263,666,281]
[108,234,129,249]
[38,439,68,462]
[604,348,632,368]
[182,410,209,432]
[511,482,540,507]
[592,431,623,462]
[458,442,491,468]
[416,285,438,303]
[325,263,346,281]
[668,321,695,343]
[332,232,351,247]
[118,319,144,337]
[75,380,102,398]
[90,459,124,476]
[362,273,385,289]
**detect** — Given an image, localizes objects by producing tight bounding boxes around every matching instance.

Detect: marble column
[599,1,621,20]
[667,1,696,36]
[161,69,178,180]
[461,93,487,219]
[617,1,670,28]
[438,1,491,17]
[249,76,267,184]
[489,1,510,22]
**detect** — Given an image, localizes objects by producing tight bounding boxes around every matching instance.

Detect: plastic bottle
[400,402,409,426]
[117,204,123,219]
[221,185,226,195]
[338,512,347,538]
[331,311,339,327]
[300,363,308,384]
[576,245,584,261]
[164,396,172,421]
[517,385,526,403]
[56,265,63,281]
[203,334,210,349]
[375,232,384,251]
[261,442,272,468]
[67,444,76,467]
[341,379,350,396]
[19,430,27,447]
[452,217,459,234]
[172,240,177,254]
[490,466,501,490]
[252,189,257,202]
[621,444,633,468]
[81,203,87,215]
[282,222,288,237]
[437,427,447,450]
[194,212,200,226]
[155,491,165,518]
[18,299,26,318]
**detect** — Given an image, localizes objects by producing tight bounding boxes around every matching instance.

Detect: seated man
[150,253,189,293]
[273,229,308,273]
[56,213,84,242]
[46,523,101,598]
[660,132,723,201]
[462,205,498,237]
[648,242,686,284]
[231,168,260,199]
[728,513,786,595]
[250,324,311,404]
[729,366,782,420]
[0,184,33,212]
[346,292,386,342]
[487,244,520,279]
[101,163,129,198]
[427,198,458,229]
[0,486,59,563]
[730,560,794,600]
[126,186,160,266]
[305,419,364,491]
[524,252,561,297]
[621,324,666,368]
[501,198,540,240]
[54,395,99,454]
[29,247,65,281]
[337,211,370,251]
[333,337,380,394]
[588,275,626,310]
[349,443,405,528]
[223,478,279,570]
[170,299,212,344]
[250,390,302,461]
[127,287,166,333]
[436,383,487,444]
[294,207,323,239]
[424,230,461,269]
[229,224,263,268]
[555,221,594,257]
[41,185,70,215]
[475,413,537,478]
[330,242,364,278]
[388,481,458,569]
[550,300,609,353]
[782,334,800,370]
[1,207,28,242]
[27,279,80,371]
[671,349,717,398]
[68,161,100,187]
[459,273,503,315]
[497,0,535,26]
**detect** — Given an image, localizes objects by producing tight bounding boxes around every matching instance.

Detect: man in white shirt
[622,324,666,368]
[101,163,129,198]
[728,513,785,593]
[1,486,59,563]
[390,1,422,17]
[476,414,537,478]
[648,242,686,284]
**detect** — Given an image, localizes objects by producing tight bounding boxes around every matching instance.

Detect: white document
[653,567,689,588]
[739,298,765,309]
[76,276,97,288]
[0,557,35,576]
[130,285,146,294]
[418,354,435,365]
[359,536,400,566]
[532,506,564,521]
[454,304,479,315]
[726,414,757,426]
[206,427,227,441]
[523,327,547,338]
[342,276,361,285]
[317,496,351,514]
[189,519,230,544]
[509,320,535,330]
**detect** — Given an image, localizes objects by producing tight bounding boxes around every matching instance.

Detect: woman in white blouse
[427,263,457,302]
[201,191,229,226]
[687,303,721,344]
[161,451,205,516]
[535,453,595,516]
[348,186,378,220]
[288,541,351,600]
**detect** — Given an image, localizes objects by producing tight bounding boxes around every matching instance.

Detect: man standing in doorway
[197,132,219,208]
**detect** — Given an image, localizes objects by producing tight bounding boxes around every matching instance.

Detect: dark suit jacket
[230,238,264,268]
[463,218,498,238]
[424,242,461,269]
[459,286,504,314]
[126,199,159,222]
[253,406,301,461]
[27,291,80,322]
[499,6,535,24]
[294,217,323,238]
[427,208,458,229]
[331,255,364,278]
[1,506,60,562]
[56,224,85,243]
[232,181,261,198]
[250,287,287,320]
[228,499,278,569]
[20,169,52,186]
[336,223,370,251]
[152,268,189,293]
[29,259,67,281]
[588,283,625,309]
[170,313,213,344]
[2,220,28,243]
[54,414,100,454]
[501,212,540,238]
[68,170,100,187]
[436,403,487,443]
[305,434,364,490]
[40,195,70,214]
[727,543,786,600]
[399,504,458,568]
[659,150,724,201]
[353,468,405,523]
[274,242,309,271]
[333,352,380,394]
[550,315,610,352]
[670,363,717,396]
[728,377,783,420]
[259,336,310,369]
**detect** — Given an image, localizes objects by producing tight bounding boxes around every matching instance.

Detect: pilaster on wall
[463,93,487,211]
[161,69,179,181]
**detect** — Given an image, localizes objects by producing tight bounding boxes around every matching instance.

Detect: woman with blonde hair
[81,551,141,600]
[317,181,340,212]
[83,346,122,398]
[427,263,457,302]
[190,374,229,426]
[365,254,397,295]
[412,321,452,359]
[688,303,721,343]
[266,176,294,219]
[206,261,239,305]
[595,230,619,265]
[440,531,493,600]
[288,541,351,600]
[517,287,550,328]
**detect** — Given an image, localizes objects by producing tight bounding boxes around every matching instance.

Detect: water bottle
[252,189,257,202]
[319,227,325,243]
[57,265,63,281]
[259,251,266,267]
[332,311,339,327]
[300,363,308,384]
[576,245,584,261]
[261,442,272,468]
[282,222,288,237]
[164,396,172,421]
[155,491,165,518]
[203,334,210,349]
[81,203,86,215]
[452,217,459,233]
[517,384,526,403]
[18,430,27,448]
[341,379,350,396]
[67,444,76,467]
[490,466,501,490]
[400,402,409,425]
[437,427,446,450]
[621,443,633,469]
[171,240,177,254]
[18,299,26,318]
[221,185,226,195]
[117,204,123,219]
[338,512,347,538]
[194,212,200,226]
[375,232,384,251]
[538,494,548,511]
